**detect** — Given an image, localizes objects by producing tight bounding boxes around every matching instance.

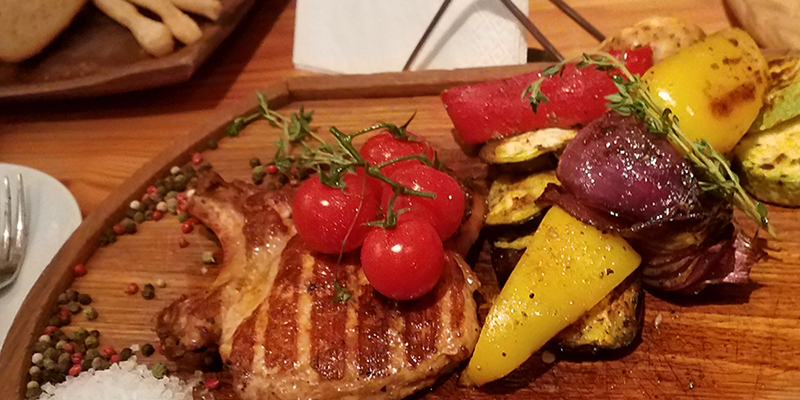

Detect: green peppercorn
[29,366,42,382]
[122,218,137,234]
[65,289,79,302]
[157,185,167,196]
[178,212,190,223]
[25,386,42,399]
[81,358,93,371]
[163,177,174,192]
[90,329,100,338]
[166,198,178,214]
[207,139,219,150]
[57,293,69,305]
[141,284,155,300]
[202,251,216,265]
[42,358,56,371]
[73,342,85,354]
[249,157,261,168]
[85,348,100,360]
[34,342,49,353]
[57,352,71,365]
[58,314,71,326]
[85,336,99,349]
[69,328,88,343]
[278,174,289,184]
[143,197,155,209]
[252,165,266,181]
[52,330,67,342]
[133,211,145,223]
[43,348,58,361]
[145,210,155,221]
[54,340,67,350]
[83,306,98,321]
[78,293,92,305]
[26,381,40,390]
[150,363,168,379]
[173,175,187,191]
[198,163,212,172]
[66,301,81,314]
[141,343,155,357]
[91,357,107,371]
[120,348,132,361]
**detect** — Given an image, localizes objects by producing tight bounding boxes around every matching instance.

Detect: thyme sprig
[523,51,774,236]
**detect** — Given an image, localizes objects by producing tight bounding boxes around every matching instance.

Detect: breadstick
[168,0,222,21]
[92,0,174,57]
[125,0,202,45]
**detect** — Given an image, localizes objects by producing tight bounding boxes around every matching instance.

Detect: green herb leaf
[333,280,354,303]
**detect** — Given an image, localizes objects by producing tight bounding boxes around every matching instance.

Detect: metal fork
[0,174,27,290]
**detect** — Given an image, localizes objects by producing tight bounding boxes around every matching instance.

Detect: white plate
[0,163,82,345]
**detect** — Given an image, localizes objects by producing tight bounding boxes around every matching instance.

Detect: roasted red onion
[540,112,764,293]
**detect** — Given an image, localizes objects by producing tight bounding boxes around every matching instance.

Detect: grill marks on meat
[156,172,481,400]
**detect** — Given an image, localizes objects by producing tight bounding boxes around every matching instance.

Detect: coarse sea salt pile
[38,357,194,400]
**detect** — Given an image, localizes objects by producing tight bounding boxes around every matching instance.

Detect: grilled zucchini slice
[479,128,576,172]
[485,171,559,226]
[734,117,800,206]
[754,55,800,131]
[555,272,644,353]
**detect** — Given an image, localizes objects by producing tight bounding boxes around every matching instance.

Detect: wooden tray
[0,0,255,102]
[3,65,800,400]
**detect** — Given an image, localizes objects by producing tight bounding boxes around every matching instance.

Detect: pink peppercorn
[101,345,116,358]
[126,283,139,295]
[152,210,164,221]
[178,237,189,248]
[109,354,121,364]
[44,326,58,336]
[266,165,278,174]
[181,221,194,234]
[146,185,158,195]
[113,224,125,235]
[63,342,76,354]
[192,152,203,166]
[69,364,82,377]
[71,352,83,365]
[204,378,220,390]
[73,264,87,277]
[57,307,70,319]
[156,343,163,354]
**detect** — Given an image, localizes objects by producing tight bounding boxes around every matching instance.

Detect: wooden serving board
[2,65,800,400]
[0,0,255,102]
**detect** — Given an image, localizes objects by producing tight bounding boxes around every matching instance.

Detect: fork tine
[2,176,10,263]
[13,173,26,264]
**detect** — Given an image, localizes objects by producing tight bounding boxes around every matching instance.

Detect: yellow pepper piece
[643,28,768,154]
[464,206,641,386]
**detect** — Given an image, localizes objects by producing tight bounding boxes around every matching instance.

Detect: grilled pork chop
[156,173,482,400]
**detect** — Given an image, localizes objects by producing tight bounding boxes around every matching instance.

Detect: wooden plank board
[1,66,799,399]
[0,0,255,102]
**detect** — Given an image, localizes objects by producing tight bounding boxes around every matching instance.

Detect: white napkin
[293,0,529,74]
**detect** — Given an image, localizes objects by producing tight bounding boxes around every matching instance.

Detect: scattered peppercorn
[91,357,107,371]
[109,354,121,364]
[133,211,145,223]
[47,316,62,328]
[177,212,190,223]
[141,343,155,357]
[151,362,168,379]
[155,278,166,288]
[101,345,116,358]
[198,163,212,172]
[34,342,49,353]
[84,336,99,349]
[266,164,278,174]
[68,364,81,377]
[78,293,92,305]
[206,139,219,150]
[29,366,42,382]
[63,342,75,354]
[178,237,189,248]
[38,334,50,343]
[153,210,164,221]
[126,283,139,295]
[73,264,87,277]
[56,293,69,305]
[141,284,155,300]
[58,313,71,326]
[85,348,100,361]
[71,352,83,365]
[120,348,132,361]
[80,358,93,371]
[181,221,194,234]
[83,306,98,321]
[42,358,56,371]
[122,218,136,234]
[90,329,100,338]
[57,352,71,365]
[166,198,178,214]
[66,301,81,314]
[113,224,125,235]
[204,377,220,390]
[31,353,44,366]
[249,157,261,168]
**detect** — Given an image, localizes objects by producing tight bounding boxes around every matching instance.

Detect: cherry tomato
[293,173,379,254]
[381,165,465,241]
[361,218,444,300]
[360,131,436,176]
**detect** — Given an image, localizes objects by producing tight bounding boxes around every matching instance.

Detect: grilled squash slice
[734,117,800,206]
[479,128,576,172]
[754,55,800,131]
[485,171,559,226]
[555,273,644,353]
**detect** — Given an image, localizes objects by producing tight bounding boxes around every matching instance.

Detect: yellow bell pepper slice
[464,206,641,386]
[643,28,768,154]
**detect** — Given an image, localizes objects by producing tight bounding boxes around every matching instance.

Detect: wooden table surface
[0,0,732,217]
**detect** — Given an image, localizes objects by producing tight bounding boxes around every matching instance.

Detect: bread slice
[0,0,89,62]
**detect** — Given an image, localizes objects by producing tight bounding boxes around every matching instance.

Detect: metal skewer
[404,0,605,70]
